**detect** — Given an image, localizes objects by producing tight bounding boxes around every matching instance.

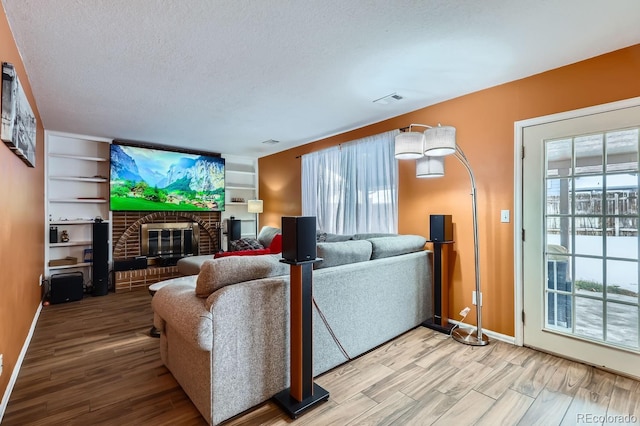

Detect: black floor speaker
[227,219,242,250]
[282,216,317,262]
[430,214,453,242]
[50,272,84,304]
[92,221,109,296]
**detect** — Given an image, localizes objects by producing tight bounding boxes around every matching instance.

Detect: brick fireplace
[112,211,221,292]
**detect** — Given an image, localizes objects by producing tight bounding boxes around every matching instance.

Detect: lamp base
[422,318,455,334]
[452,328,489,346]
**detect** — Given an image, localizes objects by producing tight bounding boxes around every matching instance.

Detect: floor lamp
[247,199,263,238]
[395,124,489,346]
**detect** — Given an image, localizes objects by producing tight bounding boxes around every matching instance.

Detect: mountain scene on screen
[110,144,225,211]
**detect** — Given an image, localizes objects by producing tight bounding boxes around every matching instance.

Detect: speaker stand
[273,259,329,418]
[422,241,454,334]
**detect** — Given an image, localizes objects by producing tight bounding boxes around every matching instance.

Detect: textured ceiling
[3,0,640,158]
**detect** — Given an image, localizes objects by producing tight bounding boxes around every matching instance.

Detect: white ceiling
[3,0,640,158]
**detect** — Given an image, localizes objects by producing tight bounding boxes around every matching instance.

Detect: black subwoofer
[282,216,317,263]
[50,272,84,304]
[430,214,453,242]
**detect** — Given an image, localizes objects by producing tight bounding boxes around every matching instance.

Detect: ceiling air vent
[262,139,280,145]
[373,93,404,105]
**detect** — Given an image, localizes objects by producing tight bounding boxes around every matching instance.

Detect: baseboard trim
[447,319,517,345]
[0,301,43,423]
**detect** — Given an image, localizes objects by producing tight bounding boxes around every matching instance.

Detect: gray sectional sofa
[152,234,432,424]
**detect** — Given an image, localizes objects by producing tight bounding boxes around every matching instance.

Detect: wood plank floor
[3,290,640,425]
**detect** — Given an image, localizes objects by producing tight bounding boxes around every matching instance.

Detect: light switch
[501,210,510,223]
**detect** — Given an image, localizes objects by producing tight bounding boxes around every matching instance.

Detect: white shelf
[226,165,255,175]
[50,220,109,225]
[50,176,108,183]
[50,241,92,247]
[50,198,107,203]
[227,202,248,205]
[49,262,92,270]
[226,184,256,190]
[50,153,108,162]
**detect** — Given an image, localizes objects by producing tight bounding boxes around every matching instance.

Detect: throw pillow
[195,254,289,297]
[229,238,263,251]
[214,248,271,258]
[257,226,281,248]
[268,233,282,254]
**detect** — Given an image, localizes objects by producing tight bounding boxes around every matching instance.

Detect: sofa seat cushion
[151,278,214,351]
[369,235,427,259]
[195,254,289,297]
[315,240,372,269]
[176,255,211,276]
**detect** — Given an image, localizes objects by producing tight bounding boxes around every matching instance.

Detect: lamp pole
[451,146,488,346]
[395,124,489,346]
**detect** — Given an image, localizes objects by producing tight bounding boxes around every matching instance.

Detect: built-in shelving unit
[222,154,259,248]
[45,131,113,282]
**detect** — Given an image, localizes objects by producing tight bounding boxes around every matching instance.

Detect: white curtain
[302,129,399,234]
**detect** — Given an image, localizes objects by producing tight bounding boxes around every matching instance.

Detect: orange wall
[0,3,45,403]
[259,44,640,337]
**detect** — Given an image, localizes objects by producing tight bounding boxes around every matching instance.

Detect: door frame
[514,96,640,347]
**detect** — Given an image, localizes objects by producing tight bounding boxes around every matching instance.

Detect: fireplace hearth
[112,211,220,292]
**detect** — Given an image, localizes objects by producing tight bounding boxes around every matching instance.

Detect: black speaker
[430,215,453,242]
[282,216,317,262]
[49,226,58,243]
[113,256,147,271]
[50,272,84,304]
[92,221,109,296]
[227,219,242,251]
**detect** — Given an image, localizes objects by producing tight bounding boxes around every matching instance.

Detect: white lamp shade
[424,125,456,157]
[395,132,425,160]
[247,199,263,213]
[416,156,445,178]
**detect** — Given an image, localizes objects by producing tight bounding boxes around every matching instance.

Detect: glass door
[522,104,640,378]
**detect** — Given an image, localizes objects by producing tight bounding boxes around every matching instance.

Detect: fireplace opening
[140,222,199,262]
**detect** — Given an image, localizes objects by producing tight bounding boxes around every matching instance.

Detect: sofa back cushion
[196,254,289,297]
[352,233,397,240]
[369,235,427,259]
[315,240,372,269]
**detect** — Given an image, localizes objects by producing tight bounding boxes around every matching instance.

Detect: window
[302,130,398,234]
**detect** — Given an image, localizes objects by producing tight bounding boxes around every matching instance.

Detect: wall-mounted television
[110,142,225,212]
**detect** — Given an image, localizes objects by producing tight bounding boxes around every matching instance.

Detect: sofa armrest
[152,282,213,352]
[205,277,291,424]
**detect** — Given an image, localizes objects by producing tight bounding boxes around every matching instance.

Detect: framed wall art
[1,61,37,167]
